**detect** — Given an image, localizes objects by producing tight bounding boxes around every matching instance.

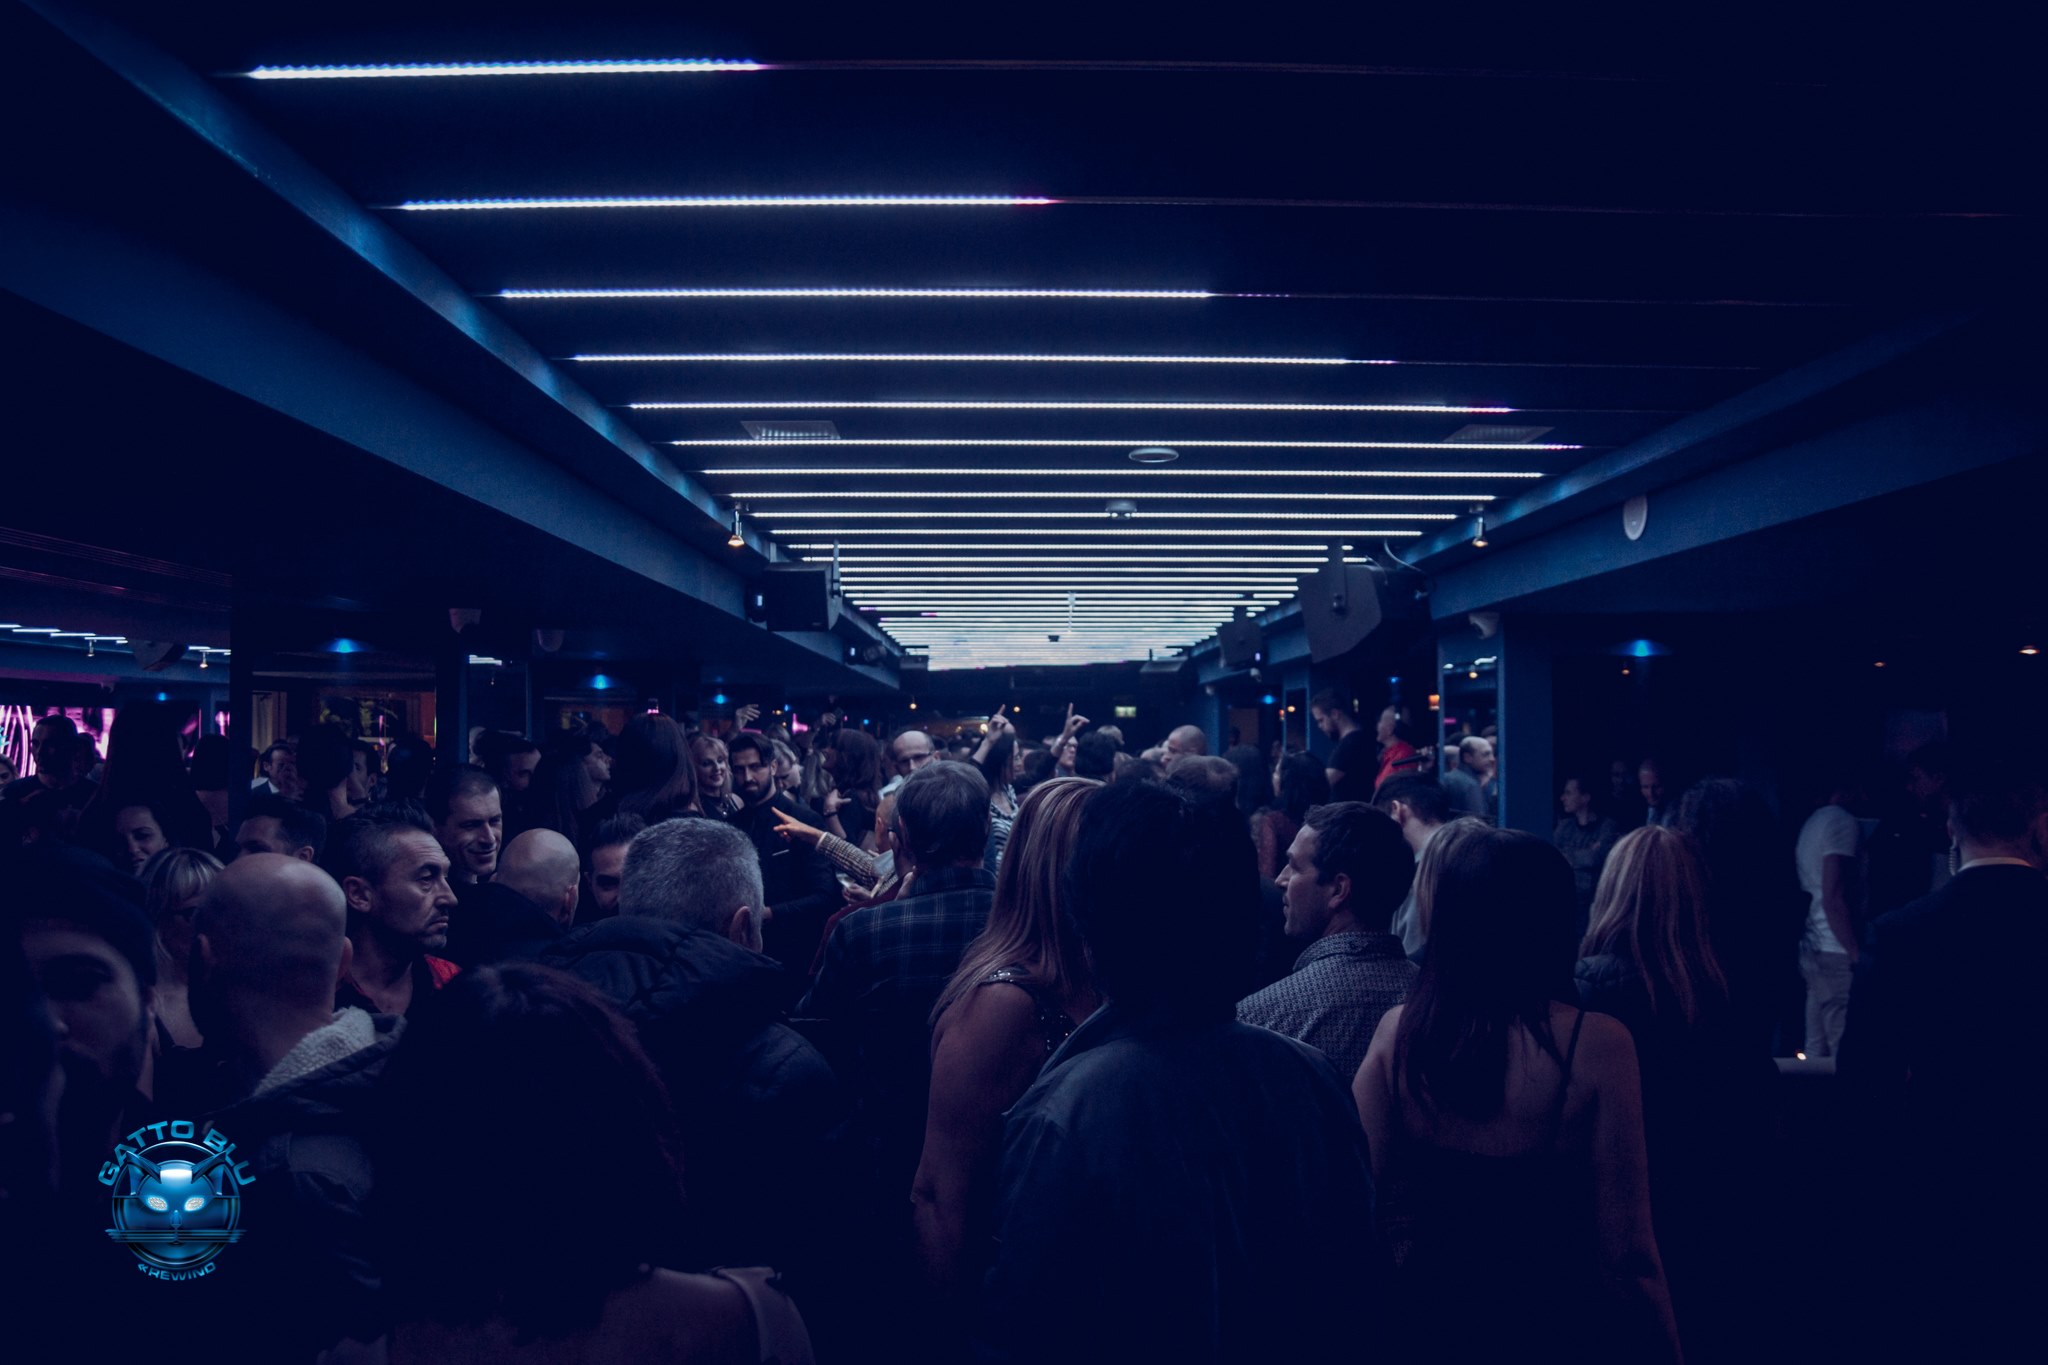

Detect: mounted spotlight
[1128,446,1179,464]
[1471,514,1489,549]
[1105,499,1137,520]
[727,507,746,548]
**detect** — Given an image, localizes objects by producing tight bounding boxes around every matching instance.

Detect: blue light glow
[1610,638,1672,658]
[1262,694,1278,705]
[323,638,367,655]
[156,692,170,702]
[712,693,729,705]
[587,674,616,690]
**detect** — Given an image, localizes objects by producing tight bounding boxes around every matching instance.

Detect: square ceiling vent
[1444,423,1554,444]
[742,420,841,440]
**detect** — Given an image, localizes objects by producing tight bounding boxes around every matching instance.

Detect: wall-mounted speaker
[755,566,840,632]
[1217,616,1264,669]
[1298,562,1424,663]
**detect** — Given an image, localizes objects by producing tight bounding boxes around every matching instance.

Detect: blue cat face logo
[100,1122,253,1277]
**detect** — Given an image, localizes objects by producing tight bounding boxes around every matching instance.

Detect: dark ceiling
[46,2,2037,668]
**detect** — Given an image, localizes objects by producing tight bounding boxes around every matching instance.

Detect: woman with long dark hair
[914,778,1101,1299]
[78,701,212,860]
[524,731,610,840]
[974,731,1020,867]
[1353,827,1679,1360]
[1253,752,1329,882]
[1578,825,1776,1360]
[1677,778,1805,1053]
[822,729,885,853]
[375,963,812,1362]
[584,714,700,840]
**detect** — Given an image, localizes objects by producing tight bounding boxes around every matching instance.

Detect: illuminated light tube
[686,439,1576,451]
[755,506,1487,516]
[631,399,1515,413]
[791,535,1417,546]
[828,557,1322,565]
[705,467,1533,477]
[248,58,765,79]
[783,527,1443,536]
[795,543,1365,551]
[575,352,1377,365]
[504,287,1210,300]
[733,487,1534,500]
[402,195,1056,212]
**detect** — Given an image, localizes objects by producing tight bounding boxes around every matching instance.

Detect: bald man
[187,854,356,1093]
[178,853,400,1360]
[494,828,582,928]
[440,828,573,965]
[1163,724,1210,770]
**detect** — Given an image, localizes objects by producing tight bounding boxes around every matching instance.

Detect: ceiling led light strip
[756,508,1483,518]
[249,58,765,79]
[793,542,1383,550]
[705,467,1534,477]
[574,352,1376,365]
[403,195,1056,211]
[632,400,1515,413]
[734,488,1532,500]
[505,287,1211,300]
[826,556,1323,564]
[688,439,1575,451]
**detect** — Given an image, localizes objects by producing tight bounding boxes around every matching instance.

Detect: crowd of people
[3,696,2039,1361]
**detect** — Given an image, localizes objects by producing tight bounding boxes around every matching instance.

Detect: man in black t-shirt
[726,731,842,978]
[1311,689,1377,803]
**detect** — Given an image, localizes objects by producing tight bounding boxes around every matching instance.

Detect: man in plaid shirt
[798,759,995,1193]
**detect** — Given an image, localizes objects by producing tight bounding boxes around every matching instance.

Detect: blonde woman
[912,777,1102,1298]
[1578,825,1774,1360]
[140,846,223,1048]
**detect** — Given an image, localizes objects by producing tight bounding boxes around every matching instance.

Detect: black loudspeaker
[1140,656,1191,676]
[1299,562,1389,663]
[756,567,840,632]
[1217,617,1263,669]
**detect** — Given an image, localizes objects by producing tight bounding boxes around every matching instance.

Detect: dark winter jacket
[198,1011,404,1361]
[540,916,845,1272]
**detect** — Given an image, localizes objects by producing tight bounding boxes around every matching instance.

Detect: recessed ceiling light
[1129,447,1181,464]
[575,352,1380,365]
[630,400,1515,413]
[249,58,764,79]
[402,195,1057,212]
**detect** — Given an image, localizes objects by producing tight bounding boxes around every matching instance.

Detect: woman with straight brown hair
[912,776,1102,1301]
[1578,824,1775,1361]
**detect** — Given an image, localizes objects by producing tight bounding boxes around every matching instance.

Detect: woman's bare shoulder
[935,973,1044,1055]
[614,1270,757,1362]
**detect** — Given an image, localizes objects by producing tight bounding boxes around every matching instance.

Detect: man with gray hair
[540,815,841,1279]
[618,816,765,948]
